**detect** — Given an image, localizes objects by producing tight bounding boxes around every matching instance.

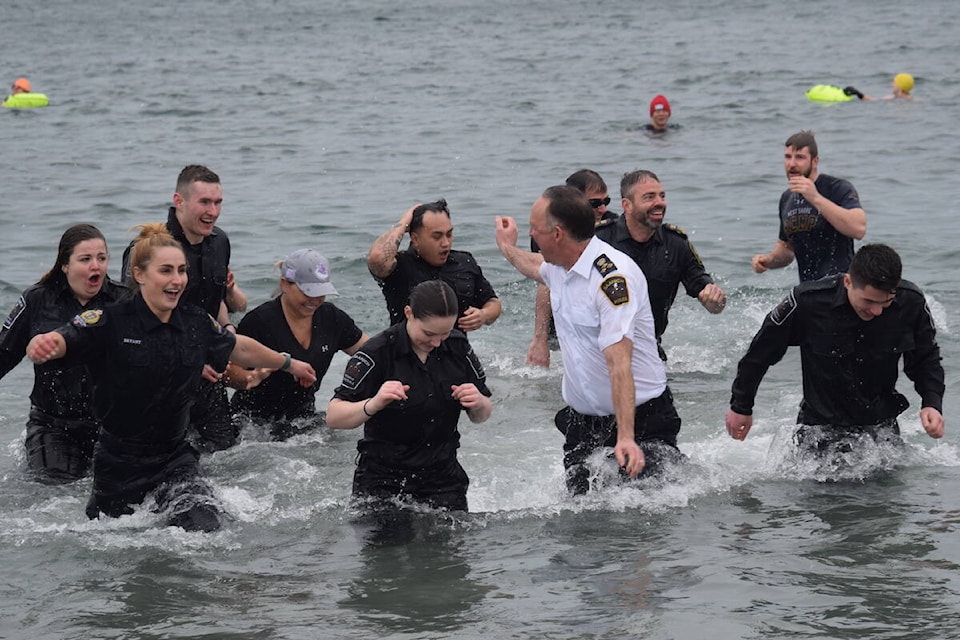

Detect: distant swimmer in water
[819,73,915,102]
[2,77,49,108]
[642,95,679,133]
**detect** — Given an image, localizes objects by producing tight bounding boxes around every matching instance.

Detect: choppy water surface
[2,0,959,638]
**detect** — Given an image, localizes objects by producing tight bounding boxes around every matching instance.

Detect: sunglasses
[588,196,611,209]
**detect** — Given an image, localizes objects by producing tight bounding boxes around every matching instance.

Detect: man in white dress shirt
[495,185,684,494]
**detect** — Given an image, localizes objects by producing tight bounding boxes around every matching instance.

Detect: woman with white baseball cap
[226,249,368,439]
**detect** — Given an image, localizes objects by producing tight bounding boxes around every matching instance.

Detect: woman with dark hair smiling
[327,280,492,512]
[26,224,317,531]
[0,223,127,482]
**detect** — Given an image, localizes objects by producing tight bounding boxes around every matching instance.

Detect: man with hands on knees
[367,199,501,333]
[728,243,944,455]
[496,186,687,494]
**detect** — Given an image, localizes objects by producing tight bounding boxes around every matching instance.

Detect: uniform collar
[165,206,219,245]
[613,216,663,245]
[133,292,186,331]
[569,236,606,278]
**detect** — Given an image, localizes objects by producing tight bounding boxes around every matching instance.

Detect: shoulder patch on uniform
[465,345,486,381]
[593,253,618,276]
[72,309,104,328]
[769,291,797,326]
[600,275,630,306]
[664,223,688,237]
[340,352,375,391]
[2,295,27,331]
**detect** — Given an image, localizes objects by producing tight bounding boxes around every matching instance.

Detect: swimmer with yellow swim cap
[836,73,915,102]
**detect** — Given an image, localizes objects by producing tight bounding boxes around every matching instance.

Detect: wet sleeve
[902,294,945,412]
[679,239,715,298]
[333,348,383,402]
[729,290,799,414]
[0,294,31,378]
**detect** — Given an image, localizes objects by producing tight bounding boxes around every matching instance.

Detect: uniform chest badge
[73,309,103,327]
[600,275,630,306]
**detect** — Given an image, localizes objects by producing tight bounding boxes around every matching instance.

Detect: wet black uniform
[332,321,491,511]
[730,275,944,447]
[596,218,715,360]
[0,277,128,481]
[231,297,363,439]
[374,248,498,327]
[122,207,238,451]
[57,294,235,532]
[779,174,862,282]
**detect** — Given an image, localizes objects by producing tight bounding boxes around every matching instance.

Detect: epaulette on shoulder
[664,223,688,237]
[897,279,924,297]
[594,217,616,231]
[796,275,841,295]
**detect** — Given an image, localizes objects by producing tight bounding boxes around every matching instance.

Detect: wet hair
[127,223,185,290]
[565,169,607,195]
[40,223,108,286]
[541,185,596,241]
[409,198,450,233]
[848,243,902,293]
[785,130,818,158]
[408,280,458,320]
[176,165,221,196]
[620,169,661,199]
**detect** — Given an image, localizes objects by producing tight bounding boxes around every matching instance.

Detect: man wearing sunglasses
[527,169,618,367]
[368,198,501,334]
[595,170,726,361]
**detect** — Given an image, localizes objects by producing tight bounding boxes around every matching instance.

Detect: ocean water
[2,0,959,638]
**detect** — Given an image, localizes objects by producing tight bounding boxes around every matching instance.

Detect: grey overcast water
[2,0,959,638]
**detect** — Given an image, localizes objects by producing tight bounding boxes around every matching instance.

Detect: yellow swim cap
[894,73,914,93]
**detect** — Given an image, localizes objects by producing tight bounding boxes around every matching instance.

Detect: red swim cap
[12,78,31,92]
[649,94,671,116]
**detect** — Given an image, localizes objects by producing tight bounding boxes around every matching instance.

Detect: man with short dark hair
[752,130,867,282]
[496,185,685,494]
[597,169,725,360]
[527,169,618,367]
[727,243,944,454]
[368,199,501,332]
[122,165,247,451]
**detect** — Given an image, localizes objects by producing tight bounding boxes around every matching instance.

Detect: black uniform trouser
[793,419,902,456]
[190,379,241,452]
[352,451,469,512]
[24,408,98,483]
[556,387,684,495]
[86,434,221,533]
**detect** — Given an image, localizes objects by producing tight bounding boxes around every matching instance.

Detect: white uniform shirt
[540,236,666,416]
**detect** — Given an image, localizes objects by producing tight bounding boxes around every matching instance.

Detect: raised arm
[494,216,544,282]
[368,205,416,279]
[751,239,795,273]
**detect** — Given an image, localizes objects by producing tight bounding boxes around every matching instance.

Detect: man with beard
[368,198,501,333]
[596,170,725,361]
[752,131,867,282]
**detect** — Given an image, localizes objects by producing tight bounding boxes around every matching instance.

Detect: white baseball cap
[281,249,337,297]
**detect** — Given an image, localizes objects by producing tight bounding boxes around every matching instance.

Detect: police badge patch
[769,291,797,325]
[600,275,630,306]
[340,352,375,390]
[72,309,104,327]
[593,254,617,277]
[465,346,486,381]
[2,295,26,331]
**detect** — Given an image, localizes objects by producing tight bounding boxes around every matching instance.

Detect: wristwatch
[279,352,292,371]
